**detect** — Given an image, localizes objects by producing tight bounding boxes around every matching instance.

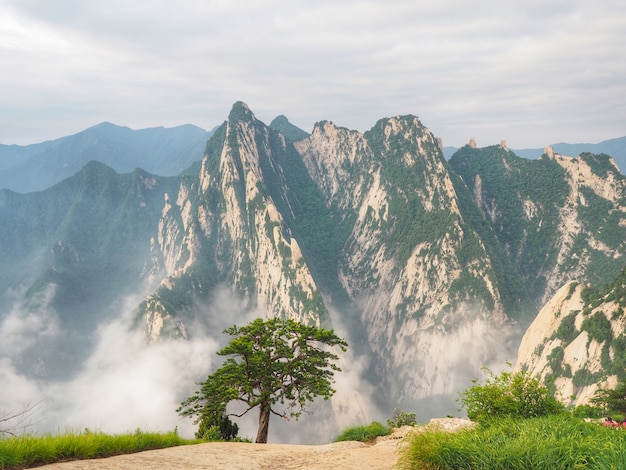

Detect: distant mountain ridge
[0,122,212,193]
[0,161,181,378]
[4,121,622,195]
[444,136,626,174]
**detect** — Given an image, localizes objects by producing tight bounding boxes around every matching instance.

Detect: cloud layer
[0,291,219,437]
[0,287,378,443]
[1,0,624,148]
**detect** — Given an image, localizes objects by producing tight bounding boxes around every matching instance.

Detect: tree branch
[0,400,44,437]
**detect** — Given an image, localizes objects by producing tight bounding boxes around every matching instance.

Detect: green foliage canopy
[591,377,626,415]
[177,318,347,443]
[458,367,565,423]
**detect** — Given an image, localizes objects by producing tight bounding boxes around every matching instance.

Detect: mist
[0,286,379,443]
[1,282,518,443]
[0,289,221,438]
[384,305,521,423]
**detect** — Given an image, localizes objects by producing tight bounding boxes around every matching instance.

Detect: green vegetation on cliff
[450,146,626,309]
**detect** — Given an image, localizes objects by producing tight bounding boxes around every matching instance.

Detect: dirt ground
[34,438,401,470]
[34,419,474,470]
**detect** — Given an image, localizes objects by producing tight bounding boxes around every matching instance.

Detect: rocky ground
[35,418,474,469]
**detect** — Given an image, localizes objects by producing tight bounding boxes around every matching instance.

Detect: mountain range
[1,102,625,436]
[0,122,213,193]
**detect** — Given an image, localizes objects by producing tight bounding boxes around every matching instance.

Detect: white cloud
[0,285,59,357]
[44,315,220,435]
[0,291,220,438]
[0,0,624,148]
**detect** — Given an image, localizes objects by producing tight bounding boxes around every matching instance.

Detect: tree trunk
[255,402,271,443]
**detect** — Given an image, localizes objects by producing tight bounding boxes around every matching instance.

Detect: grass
[333,421,392,443]
[0,428,199,469]
[397,414,626,470]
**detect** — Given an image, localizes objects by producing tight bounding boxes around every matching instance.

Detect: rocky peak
[228,101,255,123]
[553,152,624,202]
[269,115,309,142]
[297,113,516,403]
[295,120,371,213]
[140,102,331,341]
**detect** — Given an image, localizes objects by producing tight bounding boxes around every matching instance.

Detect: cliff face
[141,103,328,342]
[297,116,516,400]
[133,102,626,414]
[541,150,626,305]
[140,104,530,410]
[515,268,626,407]
[449,146,626,309]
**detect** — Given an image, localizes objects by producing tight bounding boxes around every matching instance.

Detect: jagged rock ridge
[140,103,537,410]
[449,145,626,309]
[141,102,331,341]
[295,116,523,401]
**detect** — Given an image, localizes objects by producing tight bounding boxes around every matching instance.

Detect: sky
[1,0,625,148]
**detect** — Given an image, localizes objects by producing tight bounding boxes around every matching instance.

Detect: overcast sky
[1,0,624,148]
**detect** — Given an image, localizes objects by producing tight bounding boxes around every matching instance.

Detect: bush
[196,414,239,441]
[581,311,613,343]
[387,408,417,428]
[572,404,604,419]
[591,376,626,415]
[333,421,391,443]
[458,367,565,424]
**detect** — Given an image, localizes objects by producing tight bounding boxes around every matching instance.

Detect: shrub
[387,408,417,428]
[196,414,239,441]
[333,421,391,443]
[572,404,604,419]
[553,311,578,343]
[458,367,565,424]
[591,376,626,415]
[581,311,613,343]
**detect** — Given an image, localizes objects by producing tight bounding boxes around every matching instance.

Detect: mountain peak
[228,101,255,123]
[269,115,310,141]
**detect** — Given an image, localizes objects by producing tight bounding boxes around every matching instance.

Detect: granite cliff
[140,103,626,414]
[515,267,626,408]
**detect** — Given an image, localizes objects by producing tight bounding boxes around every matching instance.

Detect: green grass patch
[0,429,199,469]
[397,415,626,469]
[333,421,392,443]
